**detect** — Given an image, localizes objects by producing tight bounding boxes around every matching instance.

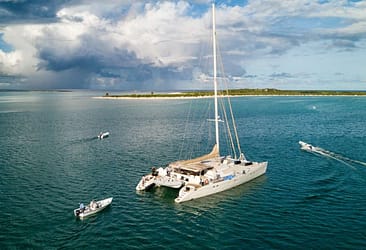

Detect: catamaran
[136,3,267,203]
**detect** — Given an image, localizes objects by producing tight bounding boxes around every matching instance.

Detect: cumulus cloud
[0,1,211,89]
[0,50,21,74]
[0,0,366,90]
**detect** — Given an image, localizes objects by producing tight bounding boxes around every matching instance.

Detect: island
[102,88,366,98]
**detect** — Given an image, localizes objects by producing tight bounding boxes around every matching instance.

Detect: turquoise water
[1,91,366,249]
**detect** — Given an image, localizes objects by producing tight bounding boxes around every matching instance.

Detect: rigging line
[221,68,242,157]
[197,100,212,158]
[223,92,240,158]
[213,35,236,157]
[197,27,210,83]
[216,39,243,158]
[204,100,214,153]
[179,99,193,160]
[227,94,243,158]
[192,100,208,158]
[182,98,212,160]
[202,101,213,153]
[206,100,214,153]
[219,94,237,158]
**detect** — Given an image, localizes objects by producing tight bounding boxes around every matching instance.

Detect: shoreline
[94,94,366,100]
[93,95,214,100]
[96,88,366,99]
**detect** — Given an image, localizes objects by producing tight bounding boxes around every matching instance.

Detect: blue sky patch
[0,33,13,52]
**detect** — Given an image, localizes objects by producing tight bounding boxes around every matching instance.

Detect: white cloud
[0,50,22,75]
[1,0,366,90]
[1,24,43,79]
[114,1,206,67]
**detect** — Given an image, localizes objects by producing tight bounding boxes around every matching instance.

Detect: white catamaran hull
[175,162,267,203]
[136,174,183,191]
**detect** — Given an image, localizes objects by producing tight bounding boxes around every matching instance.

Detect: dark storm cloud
[0,0,75,24]
[0,74,18,82]
[1,1,366,90]
[37,49,102,72]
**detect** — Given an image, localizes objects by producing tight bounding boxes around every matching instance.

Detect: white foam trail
[330,152,366,167]
[316,150,356,170]
[300,141,366,169]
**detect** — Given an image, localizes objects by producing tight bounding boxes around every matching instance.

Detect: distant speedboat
[98,132,110,139]
[299,141,314,151]
[74,197,113,219]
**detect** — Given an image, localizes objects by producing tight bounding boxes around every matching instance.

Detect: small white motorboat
[299,141,314,151]
[98,132,110,139]
[74,197,113,219]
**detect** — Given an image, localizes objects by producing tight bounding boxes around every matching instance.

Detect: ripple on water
[2,94,366,249]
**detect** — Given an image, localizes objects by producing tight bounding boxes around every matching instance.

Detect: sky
[0,0,365,91]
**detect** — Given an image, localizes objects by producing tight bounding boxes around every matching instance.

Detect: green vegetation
[226,88,366,96]
[103,88,366,98]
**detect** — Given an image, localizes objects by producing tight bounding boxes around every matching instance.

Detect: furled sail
[170,144,219,166]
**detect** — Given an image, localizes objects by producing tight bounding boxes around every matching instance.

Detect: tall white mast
[212,3,220,155]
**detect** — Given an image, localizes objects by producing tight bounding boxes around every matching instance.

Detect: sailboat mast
[212,3,220,154]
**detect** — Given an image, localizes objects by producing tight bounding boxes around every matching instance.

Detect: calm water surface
[1,91,366,249]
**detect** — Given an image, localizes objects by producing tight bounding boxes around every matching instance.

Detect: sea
[1,90,366,249]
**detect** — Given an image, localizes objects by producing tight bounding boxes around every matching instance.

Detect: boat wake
[299,141,366,169]
[66,137,100,147]
[81,137,99,143]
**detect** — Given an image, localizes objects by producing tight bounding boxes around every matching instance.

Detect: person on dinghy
[79,203,85,212]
